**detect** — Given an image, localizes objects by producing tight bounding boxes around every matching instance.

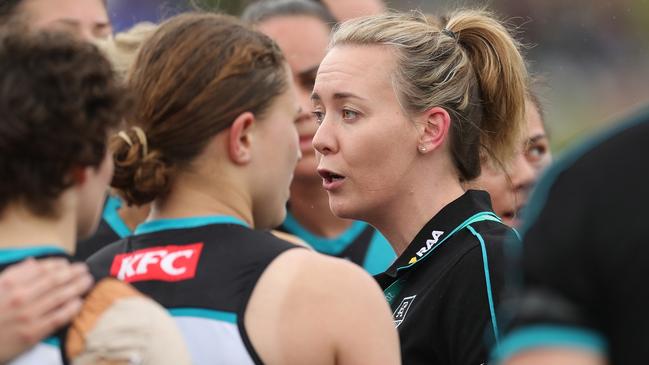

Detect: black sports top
[88,215,299,365]
[375,190,518,365]
[495,107,649,365]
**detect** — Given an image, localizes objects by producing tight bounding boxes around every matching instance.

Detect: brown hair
[0,29,129,217]
[112,13,289,206]
[332,9,528,181]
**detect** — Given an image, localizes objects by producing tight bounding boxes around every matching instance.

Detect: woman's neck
[150,176,254,228]
[368,174,465,257]
[289,179,354,238]
[0,204,75,252]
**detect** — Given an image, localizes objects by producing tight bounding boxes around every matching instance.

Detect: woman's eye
[312,111,325,124]
[526,145,546,162]
[342,109,358,120]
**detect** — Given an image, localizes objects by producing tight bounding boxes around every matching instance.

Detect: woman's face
[256,15,330,182]
[312,45,421,221]
[473,100,552,227]
[20,0,112,41]
[251,80,302,229]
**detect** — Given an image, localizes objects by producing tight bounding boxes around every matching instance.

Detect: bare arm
[0,258,93,364]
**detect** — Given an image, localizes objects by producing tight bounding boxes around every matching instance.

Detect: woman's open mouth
[317,169,346,191]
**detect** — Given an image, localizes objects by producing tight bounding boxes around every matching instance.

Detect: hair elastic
[117,130,133,147]
[117,126,148,157]
[441,28,458,40]
[132,126,148,157]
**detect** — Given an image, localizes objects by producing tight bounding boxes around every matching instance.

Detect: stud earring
[419,146,427,153]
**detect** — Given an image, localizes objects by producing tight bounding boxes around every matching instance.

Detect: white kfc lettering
[160,250,194,276]
[136,250,167,275]
[110,243,203,283]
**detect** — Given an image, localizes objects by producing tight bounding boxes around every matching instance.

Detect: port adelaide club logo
[392,295,417,328]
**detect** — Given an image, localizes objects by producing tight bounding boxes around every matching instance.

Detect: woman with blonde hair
[311,9,528,364]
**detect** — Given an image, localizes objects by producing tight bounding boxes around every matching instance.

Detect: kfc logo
[110,243,203,283]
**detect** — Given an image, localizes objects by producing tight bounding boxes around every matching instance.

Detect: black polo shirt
[375,190,518,365]
[495,107,649,364]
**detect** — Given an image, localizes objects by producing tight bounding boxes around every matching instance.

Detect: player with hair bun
[88,13,399,365]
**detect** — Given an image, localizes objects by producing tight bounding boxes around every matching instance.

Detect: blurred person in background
[315,0,385,21]
[494,106,649,365]
[242,0,395,275]
[311,9,528,364]
[469,85,553,227]
[0,0,111,41]
[0,30,189,365]
[88,13,399,365]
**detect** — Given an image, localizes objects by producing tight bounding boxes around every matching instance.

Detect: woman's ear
[417,107,452,154]
[70,166,87,184]
[228,112,256,165]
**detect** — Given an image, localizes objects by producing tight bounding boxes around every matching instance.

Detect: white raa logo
[393,295,416,328]
[416,230,444,258]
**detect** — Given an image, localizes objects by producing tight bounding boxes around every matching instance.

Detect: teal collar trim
[135,215,249,235]
[282,211,367,255]
[0,246,66,265]
[395,211,501,272]
[103,195,131,238]
[168,308,237,324]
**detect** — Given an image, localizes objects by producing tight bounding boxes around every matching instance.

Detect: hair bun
[110,130,173,206]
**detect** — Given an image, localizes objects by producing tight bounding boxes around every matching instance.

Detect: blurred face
[75,150,114,243]
[256,15,330,182]
[19,0,111,41]
[321,0,385,21]
[312,45,420,221]
[473,100,552,227]
[251,80,302,229]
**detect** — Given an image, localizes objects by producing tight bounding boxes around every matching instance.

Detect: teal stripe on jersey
[467,225,500,347]
[0,246,65,265]
[281,212,366,255]
[493,325,607,363]
[362,231,396,275]
[135,215,249,235]
[41,336,60,347]
[169,308,237,324]
[103,195,131,238]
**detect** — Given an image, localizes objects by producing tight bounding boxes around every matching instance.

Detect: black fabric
[87,222,299,364]
[75,219,120,261]
[276,221,377,266]
[338,224,374,263]
[501,109,649,364]
[374,190,516,365]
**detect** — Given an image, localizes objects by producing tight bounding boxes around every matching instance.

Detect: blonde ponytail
[446,9,528,168]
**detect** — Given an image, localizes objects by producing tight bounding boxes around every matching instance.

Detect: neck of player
[0,196,76,253]
[369,171,465,257]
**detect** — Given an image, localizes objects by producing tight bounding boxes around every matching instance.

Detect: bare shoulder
[274,248,379,287]
[245,249,399,365]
